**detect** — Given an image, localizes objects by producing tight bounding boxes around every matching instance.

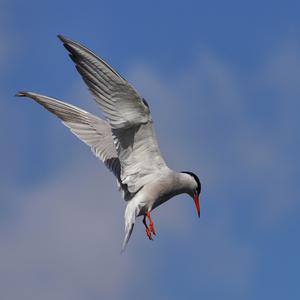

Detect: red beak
[194,193,200,218]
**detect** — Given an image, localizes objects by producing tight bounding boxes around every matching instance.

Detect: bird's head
[181,171,202,218]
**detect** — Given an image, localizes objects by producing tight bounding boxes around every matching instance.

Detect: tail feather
[121,223,134,253]
[121,202,138,253]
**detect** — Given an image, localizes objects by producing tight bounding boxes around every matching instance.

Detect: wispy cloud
[1,23,300,299]
[127,57,255,295]
[125,39,300,293]
[0,159,139,300]
[152,44,299,227]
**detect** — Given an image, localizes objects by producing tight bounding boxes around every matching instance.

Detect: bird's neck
[173,172,195,197]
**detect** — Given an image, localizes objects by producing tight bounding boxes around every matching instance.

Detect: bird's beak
[194,193,200,218]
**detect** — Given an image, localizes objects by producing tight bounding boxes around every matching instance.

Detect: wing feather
[16,91,121,178]
[58,35,151,129]
[58,35,169,193]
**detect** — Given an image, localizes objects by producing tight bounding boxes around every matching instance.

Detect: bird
[16,35,202,252]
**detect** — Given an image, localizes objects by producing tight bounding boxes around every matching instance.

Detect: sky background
[1,1,300,299]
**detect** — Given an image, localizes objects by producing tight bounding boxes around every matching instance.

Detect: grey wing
[16,91,120,178]
[58,35,150,129]
[58,35,168,194]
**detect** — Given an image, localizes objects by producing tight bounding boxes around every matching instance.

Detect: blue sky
[1,1,300,299]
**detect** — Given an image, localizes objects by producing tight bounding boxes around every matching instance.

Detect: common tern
[16,35,202,251]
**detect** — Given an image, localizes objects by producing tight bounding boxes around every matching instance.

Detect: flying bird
[16,35,202,251]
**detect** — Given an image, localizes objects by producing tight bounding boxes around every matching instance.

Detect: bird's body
[17,35,202,251]
[124,170,195,217]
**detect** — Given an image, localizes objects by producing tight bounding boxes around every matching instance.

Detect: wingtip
[57,35,78,53]
[57,34,73,45]
[15,91,38,100]
[57,34,66,43]
[15,91,28,97]
[57,34,73,46]
[120,242,127,254]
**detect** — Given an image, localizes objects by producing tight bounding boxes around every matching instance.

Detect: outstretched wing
[16,91,120,178]
[58,35,168,194]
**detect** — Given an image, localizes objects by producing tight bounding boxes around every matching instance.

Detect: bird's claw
[143,211,156,240]
[149,222,156,236]
[146,227,153,240]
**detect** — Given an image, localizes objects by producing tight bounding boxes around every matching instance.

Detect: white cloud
[123,40,300,291]
[0,159,139,300]
[127,58,256,293]
[262,37,300,98]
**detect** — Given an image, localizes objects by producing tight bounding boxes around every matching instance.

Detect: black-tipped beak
[194,193,200,218]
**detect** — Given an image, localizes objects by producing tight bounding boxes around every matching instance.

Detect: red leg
[143,215,152,240]
[146,211,156,236]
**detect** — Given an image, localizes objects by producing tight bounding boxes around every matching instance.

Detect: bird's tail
[121,202,138,253]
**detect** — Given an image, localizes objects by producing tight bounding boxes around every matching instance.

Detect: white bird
[16,35,202,252]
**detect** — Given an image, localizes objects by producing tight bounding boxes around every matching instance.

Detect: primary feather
[16,92,121,177]
[57,35,168,195]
